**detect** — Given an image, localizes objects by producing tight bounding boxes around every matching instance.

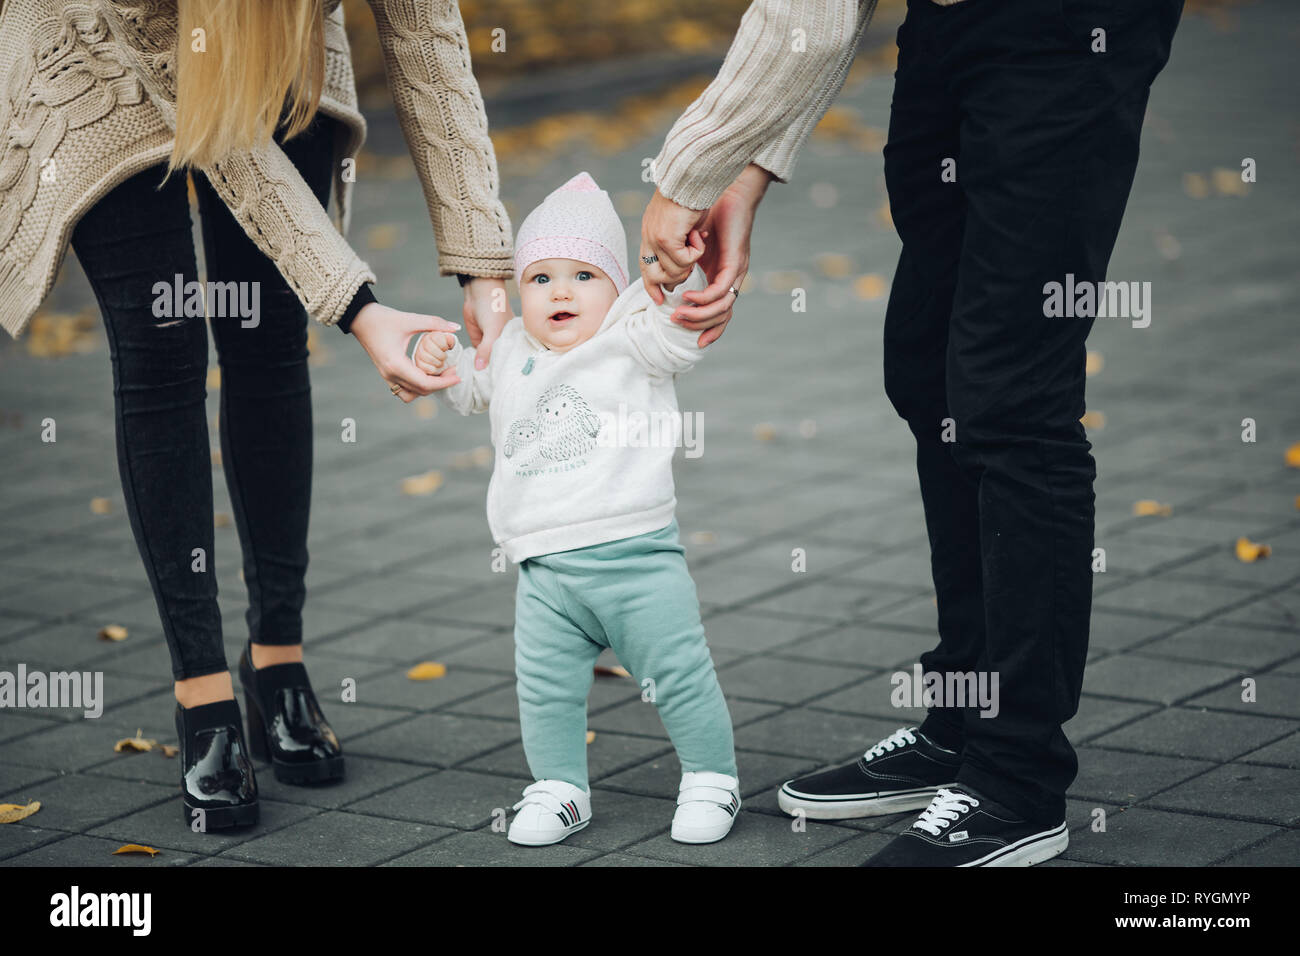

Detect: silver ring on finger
[729,285,741,298]
[641,254,659,264]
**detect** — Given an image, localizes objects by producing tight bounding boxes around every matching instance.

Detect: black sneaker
[862,785,1069,867]
[777,727,961,819]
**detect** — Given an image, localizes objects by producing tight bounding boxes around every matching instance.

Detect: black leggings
[70,116,339,680]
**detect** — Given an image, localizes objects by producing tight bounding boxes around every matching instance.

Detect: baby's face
[520,258,618,353]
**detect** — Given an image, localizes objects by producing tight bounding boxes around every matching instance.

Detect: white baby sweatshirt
[432,265,711,563]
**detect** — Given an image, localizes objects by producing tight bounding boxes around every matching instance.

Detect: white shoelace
[863,727,918,762]
[912,788,979,836]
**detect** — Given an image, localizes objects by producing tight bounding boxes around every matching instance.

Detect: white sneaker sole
[671,817,737,844]
[961,823,1069,867]
[778,783,954,820]
[508,818,590,847]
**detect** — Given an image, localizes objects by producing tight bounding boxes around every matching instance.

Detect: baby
[412,172,739,846]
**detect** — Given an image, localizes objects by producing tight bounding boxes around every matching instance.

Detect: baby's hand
[413,330,458,375]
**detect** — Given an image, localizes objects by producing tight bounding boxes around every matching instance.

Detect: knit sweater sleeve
[651,0,876,211]
[91,3,375,328]
[365,0,514,279]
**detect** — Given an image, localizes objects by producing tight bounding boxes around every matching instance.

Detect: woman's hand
[641,163,772,348]
[640,191,708,304]
[461,276,511,371]
[349,301,462,403]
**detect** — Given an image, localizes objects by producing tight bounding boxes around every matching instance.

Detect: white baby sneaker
[671,771,741,844]
[508,779,592,846]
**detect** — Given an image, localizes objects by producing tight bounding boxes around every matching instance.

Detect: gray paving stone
[1091,707,1294,762]
[791,830,895,866]
[3,832,200,867]
[1139,621,1299,668]
[589,695,779,739]
[221,810,450,866]
[1061,806,1277,867]
[621,807,847,866]
[768,624,930,671]
[1093,578,1260,621]
[345,768,516,829]
[87,796,318,854]
[251,754,434,810]
[734,709,902,763]
[1071,747,1215,805]
[1238,730,1300,768]
[0,760,58,798]
[578,851,690,866]
[310,616,501,663]
[1209,589,1300,631]
[1187,672,1300,720]
[0,822,67,861]
[807,670,929,722]
[696,608,835,653]
[5,772,175,833]
[464,729,671,784]
[713,655,869,706]
[1081,653,1239,703]
[1215,827,1300,866]
[1062,695,1160,744]
[347,712,521,767]
[382,828,599,866]
[337,665,512,713]
[1088,608,1184,651]
[1145,763,1300,825]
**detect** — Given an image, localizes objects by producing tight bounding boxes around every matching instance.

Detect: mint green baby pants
[514,518,737,791]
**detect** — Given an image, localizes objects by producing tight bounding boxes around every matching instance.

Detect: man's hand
[461,276,511,370]
[349,302,462,403]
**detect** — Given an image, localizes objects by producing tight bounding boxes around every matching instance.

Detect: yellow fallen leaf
[853,274,887,300]
[815,253,855,279]
[160,744,178,758]
[585,731,596,744]
[0,800,41,823]
[689,530,716,546]
[1295,495,1300,511]
[593,665,631,678]
[401,470,444,496]
[90,496,113,514]
[367,223,402,250]
[112,844,160,857]
[214,512,232,528]
[1080,411,1106,429]
[1284,443,1300,468]
[206,368,220,389]
[407,661,447,681]
[98,625,128,642]
[1235,537,1271,563]
[114,730,158,753]
[415,398,437,420]
[1212,167,1250,196]
[1182,172,1210,199]
[1133,500,1172,517]
[210,449,222,467]
[1085,351,1104,376]
[753,423,777,442]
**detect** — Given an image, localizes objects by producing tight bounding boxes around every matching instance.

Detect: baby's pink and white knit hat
[513,171,629,294]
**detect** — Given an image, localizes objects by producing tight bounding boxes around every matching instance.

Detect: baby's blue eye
[577,271,593,281]
[534,274,549,284]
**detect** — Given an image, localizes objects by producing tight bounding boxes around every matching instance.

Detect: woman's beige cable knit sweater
[653,0,966,212]
[0,0,514,339]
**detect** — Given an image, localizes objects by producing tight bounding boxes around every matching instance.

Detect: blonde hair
[169,0,325,175]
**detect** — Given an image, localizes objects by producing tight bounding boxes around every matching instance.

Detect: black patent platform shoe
[175,698,259,829]
[238,641,344,785]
